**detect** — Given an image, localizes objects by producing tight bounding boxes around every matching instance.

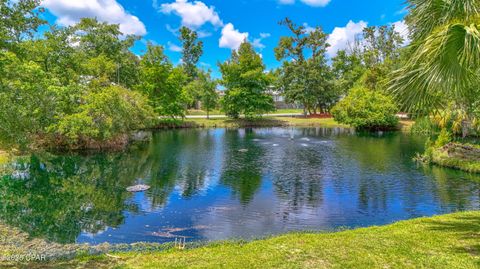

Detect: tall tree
[179,26,203,80]
[184,70,218,119]
[332,50,365,94]
[275,18,337,115]
[138,44,188,118]
[219,41,274,119]
[0,0,45,53]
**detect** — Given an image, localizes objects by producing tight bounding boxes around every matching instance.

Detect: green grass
[183,117,349,128]
[186,109,304,116]
[431,143,480,173]
[186,109,223,116]
[14,211,480,268]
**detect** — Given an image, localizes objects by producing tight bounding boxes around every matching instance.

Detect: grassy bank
[431,143,480,173]
[182,117,349,129]
[4,211,480,268]
[186,109,304,116]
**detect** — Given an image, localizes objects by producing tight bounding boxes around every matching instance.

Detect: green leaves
[275,18,336,114]
[50,85,155,147]
[331,87,399,130]
[179,27,203,80]
[219,41,274,119]
[391,0,480,117]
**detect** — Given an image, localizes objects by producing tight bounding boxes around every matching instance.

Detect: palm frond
[389,20,480,115]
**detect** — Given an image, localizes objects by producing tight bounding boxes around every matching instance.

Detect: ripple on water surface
[1,127,480,244]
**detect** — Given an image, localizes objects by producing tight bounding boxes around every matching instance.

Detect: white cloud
[326,20,367,57]
[219,23,248,50]
[279,0,331,7]
[392,20,410,46]
[41,0,147,36]
[167,41,182,52]
[252,33,270,50]
[260,33,271,39]
[303,23,316,34]
[159,0,223,29]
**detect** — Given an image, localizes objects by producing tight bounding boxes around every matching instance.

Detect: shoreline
[1,211,479,268]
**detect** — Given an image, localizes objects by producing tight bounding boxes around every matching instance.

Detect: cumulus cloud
[392,20,410,45]
[252,33,270,50]
[41,0,147,36]
[278,0,331,7]
[159,0,223,29]
[219,23,248,50]
[326,20,367,57]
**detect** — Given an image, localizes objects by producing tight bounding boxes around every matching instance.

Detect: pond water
[1,127,480,245]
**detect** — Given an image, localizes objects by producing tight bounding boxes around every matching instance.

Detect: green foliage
[179,27,203,80]
[219,41,275,119]
[275,18,339,114]
[410,117,440,135]
[51,86,155,145]
[332,50,365,94]
[390,0,480,121]
[331,87,399,130]
[0,6,154,150]
[184,71,219,118]
[435,128,452,148]
[138,44,189,118]
[0,0,45,52]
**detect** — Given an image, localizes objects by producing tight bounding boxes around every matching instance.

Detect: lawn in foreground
[26,211,480,268]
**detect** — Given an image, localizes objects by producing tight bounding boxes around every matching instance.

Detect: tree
[275,18,338,115]
[72,18,141,88]
[184,71,218,119]
[331,87,399,130]
[332,50,365,95]
[138,44,189,118]
[219,41,274,119]
[179,26,203,80]
[0,7,154,150]
[389,0,480,133]
[0,0,45,53]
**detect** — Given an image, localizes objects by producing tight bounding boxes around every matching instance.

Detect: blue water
[1,127,479,244]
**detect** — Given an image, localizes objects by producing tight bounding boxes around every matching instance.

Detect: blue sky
[40,0,409,77]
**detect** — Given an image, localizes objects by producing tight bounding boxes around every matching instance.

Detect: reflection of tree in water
[220,129,264,205]
[270,144,324,211]
[144,130,218,207]
[0,151,149,243]
[422,166,480,211]
[0,130,224,243]
[333,132,480,214]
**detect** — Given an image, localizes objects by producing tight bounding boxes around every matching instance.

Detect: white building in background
[215,87,300,109]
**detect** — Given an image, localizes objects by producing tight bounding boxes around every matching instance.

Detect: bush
[50,86,155,146]
[331,87,399,130]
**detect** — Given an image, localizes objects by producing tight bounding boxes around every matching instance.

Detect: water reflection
[0,127,479,244]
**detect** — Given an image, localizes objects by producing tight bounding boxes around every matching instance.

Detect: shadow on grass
[425,214,480,262]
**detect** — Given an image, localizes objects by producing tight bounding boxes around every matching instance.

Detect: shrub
[434,128,451,148]
[50,86,155,146]
[331,87,399,130]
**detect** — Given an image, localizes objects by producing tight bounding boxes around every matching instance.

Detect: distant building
[215,87,300,109]
[266,86,301,109]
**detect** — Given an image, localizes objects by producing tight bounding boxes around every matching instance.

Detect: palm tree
[389,0,480,135]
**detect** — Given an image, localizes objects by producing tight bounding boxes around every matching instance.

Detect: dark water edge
[1,127,479,245]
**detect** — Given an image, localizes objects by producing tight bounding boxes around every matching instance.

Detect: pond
[1,127,480,245]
